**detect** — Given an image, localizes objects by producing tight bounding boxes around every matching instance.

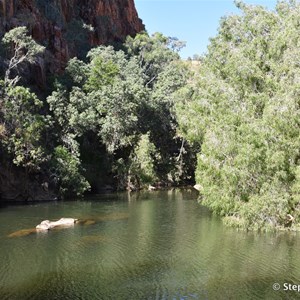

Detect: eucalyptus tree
[48,33,192,192]
[2,26,45,86]
[125,32,194,184]
[176,0,300,230]
[47,45,147,192]
[0,27,46,174]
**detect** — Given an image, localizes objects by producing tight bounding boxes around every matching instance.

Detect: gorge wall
[0,0,144,73]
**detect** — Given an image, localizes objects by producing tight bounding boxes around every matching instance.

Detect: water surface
[0,189,299,299]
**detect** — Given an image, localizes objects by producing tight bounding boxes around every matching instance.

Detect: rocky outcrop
[0,0,144,73]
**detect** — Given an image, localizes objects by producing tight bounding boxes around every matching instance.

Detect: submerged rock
[8,228,37,238]
[82,220,96,226]
[8,213,128,238]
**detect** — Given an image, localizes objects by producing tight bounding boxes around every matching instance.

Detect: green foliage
[0,82,46,171]
[65,58,89,87]
[49,46,145,153]
[125,32,181,88]
[125,33,195,185]
[47,32,193,191]
[176,0,300,230]
[0,28,90,199]
[128,133,158,186]
[51,145,90,197]
[85,56,119,91]
[2,26,45,85]
[2,27,45,61]
[0,28,194,198]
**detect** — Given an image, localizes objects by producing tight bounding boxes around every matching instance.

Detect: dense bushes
[0,29,195,198]
[176,0,300,230]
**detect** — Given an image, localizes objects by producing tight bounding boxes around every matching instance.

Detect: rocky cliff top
[0,0,144,73]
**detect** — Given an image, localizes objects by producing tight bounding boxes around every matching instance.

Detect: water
[0,189,300,300]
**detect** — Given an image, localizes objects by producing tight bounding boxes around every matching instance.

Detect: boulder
[193,184,202,191]
[148,185,156,191]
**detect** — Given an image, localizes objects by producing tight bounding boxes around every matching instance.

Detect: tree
[125,32,196,185]
[0,28,46,172]
[47,46,146,192]
[0,81,47,173]
[47,33,194,192]
[125,32,181,88]
[176,0,300,230]
[2,27,45,86]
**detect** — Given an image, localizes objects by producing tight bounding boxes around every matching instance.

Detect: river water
[0,189,300,299]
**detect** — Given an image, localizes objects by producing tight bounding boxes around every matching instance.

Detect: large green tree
[177,0,300,230]
[48,32,193,192]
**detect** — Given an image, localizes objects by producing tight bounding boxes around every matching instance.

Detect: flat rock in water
[36,218,77,230]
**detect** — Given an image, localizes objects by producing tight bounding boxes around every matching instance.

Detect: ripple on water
[78,234,108,245]
[1,191,300,300]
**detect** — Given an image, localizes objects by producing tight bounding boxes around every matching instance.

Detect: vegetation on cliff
[0,29,196,198]
[0,0,144,73]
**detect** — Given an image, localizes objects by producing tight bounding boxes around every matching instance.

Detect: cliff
[0,0,144,73]
[0,162,57,202]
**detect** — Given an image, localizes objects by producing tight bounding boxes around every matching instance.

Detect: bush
[129,133,158,187]
[51,146,90,197]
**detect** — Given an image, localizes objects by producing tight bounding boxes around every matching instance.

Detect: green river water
[0,189,300,300]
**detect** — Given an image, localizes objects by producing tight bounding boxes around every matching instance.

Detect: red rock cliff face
[0,0,144,73]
